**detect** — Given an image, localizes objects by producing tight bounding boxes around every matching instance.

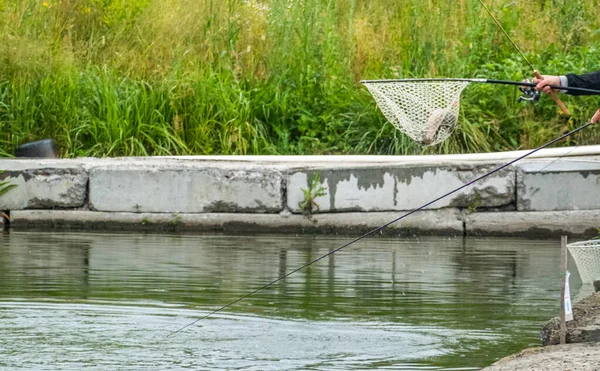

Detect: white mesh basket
[567,239,600,283]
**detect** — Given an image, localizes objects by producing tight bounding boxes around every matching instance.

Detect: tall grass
[0,0,599,157]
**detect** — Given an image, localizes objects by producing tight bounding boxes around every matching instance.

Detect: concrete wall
[287,165,514,212]
[89,166,283,213]
[1,149,599,237]
[517,159,600,211]
[0,161,87,209]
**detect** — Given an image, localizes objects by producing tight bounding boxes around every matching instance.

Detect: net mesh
[567,239,600,283]
[363,80,470,146]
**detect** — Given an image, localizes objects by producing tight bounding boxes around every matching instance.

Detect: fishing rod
[476,0,570,114]
[359,78,600,96]
[166,119,596,338]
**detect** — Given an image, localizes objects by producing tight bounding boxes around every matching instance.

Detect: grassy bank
[1,0,599,157]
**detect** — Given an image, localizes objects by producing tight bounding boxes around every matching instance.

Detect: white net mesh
[363,80,470,146]
[567,239,600,283]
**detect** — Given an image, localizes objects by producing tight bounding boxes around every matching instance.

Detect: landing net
[567,239,600,283]
[363,80,470,146]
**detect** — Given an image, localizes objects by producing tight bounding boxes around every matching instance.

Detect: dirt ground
[482,343,600,371]
[482,292,600,370]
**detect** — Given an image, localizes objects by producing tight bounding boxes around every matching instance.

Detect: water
[0,231,585,370]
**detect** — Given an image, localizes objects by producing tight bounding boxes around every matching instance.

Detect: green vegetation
[299,173,327,219]
[0,171,16,197]
[1,0,599,157]
[171,213,182,226]
[0,170,16,221]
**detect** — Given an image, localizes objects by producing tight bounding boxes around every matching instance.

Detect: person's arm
[564,71,600,95]
[534,71,600,96]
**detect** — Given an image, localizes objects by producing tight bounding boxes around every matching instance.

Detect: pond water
[0,231,586,370]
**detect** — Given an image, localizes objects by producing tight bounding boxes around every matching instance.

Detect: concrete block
[11,208,463,235]
[465,210,600,237]
[517,159,600,211]
[306,208,464,235]
[89,167,283,213]
[0,167,87,210]
[287,165,514,213]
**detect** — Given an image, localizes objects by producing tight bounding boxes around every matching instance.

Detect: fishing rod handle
[534,70,570,115]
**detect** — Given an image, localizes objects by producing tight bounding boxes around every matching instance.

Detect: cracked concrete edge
[10,209,464,235]
[466,210,600,238]
[8,208,600,238]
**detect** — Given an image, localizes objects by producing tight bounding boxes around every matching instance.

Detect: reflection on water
[0,232,584,370]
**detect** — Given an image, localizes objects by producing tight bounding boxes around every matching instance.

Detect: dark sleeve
[565,70,600,95]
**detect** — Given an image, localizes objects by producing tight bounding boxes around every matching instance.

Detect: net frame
[567,239,600,283]
[361,77,600,146]
[363,79,470,146]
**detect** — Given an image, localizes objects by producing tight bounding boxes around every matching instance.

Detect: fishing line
[535,146,580,173]
[166,121,594,338]
[533,116,599,172]
[476,0,535,71]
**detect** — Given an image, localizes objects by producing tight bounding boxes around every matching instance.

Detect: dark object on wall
[15,139,59,158]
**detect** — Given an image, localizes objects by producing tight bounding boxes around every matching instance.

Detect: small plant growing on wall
[0,171,16,220]
[171,213,182,226]
[466,193,482,214]
[0,171,16,197]
[298,173,327,220]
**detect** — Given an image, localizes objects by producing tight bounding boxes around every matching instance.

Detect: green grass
[0,0,599,157]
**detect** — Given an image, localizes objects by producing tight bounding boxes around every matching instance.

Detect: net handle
[360,78,600,95]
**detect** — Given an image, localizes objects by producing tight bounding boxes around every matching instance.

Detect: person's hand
[591,109,600,124]
[533,75,561,94]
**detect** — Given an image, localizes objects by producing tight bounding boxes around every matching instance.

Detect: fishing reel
[518,80,541,103]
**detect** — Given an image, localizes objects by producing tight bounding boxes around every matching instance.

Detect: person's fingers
[535,76,560,94]
[591,109,600,124]
[536,80,550,92]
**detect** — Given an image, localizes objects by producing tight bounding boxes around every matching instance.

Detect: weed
[298,173,327,220]
[0,171,16,198]
[466,194,483,214]
[171,213,182,225]
[0,170,17,221]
